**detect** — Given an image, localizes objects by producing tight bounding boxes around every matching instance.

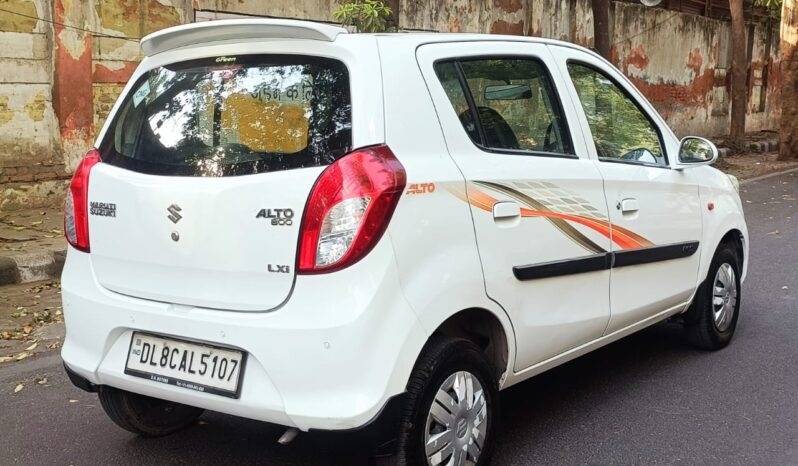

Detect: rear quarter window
[99,55,352,176]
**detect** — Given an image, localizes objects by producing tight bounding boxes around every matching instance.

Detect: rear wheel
[685,243,741,350]
[395,338,498,466]
[98,386,204,437]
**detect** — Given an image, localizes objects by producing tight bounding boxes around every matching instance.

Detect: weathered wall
[398,0,528,34]
[611,3,730,136]
[0,0,187,211]
[0,0,67,211]
[91,0,188,138]
[0,0,783,212]
[396,0,780,138]
[746,21,780,132]
[609,2,780,136]
[196,0,337,22]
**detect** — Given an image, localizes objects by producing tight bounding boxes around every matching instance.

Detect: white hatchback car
[61,19,748,466]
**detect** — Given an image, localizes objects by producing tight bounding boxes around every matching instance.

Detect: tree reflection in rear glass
[99,55,352,177]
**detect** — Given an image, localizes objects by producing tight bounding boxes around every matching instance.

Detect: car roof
[140,18,600,61]
[369,32,600,59]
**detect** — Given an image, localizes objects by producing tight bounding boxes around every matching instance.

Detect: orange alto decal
[406,183,436,195]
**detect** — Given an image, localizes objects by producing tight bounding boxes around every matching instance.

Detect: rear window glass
[99,55,352,176]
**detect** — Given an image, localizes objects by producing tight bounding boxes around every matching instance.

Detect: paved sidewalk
[0,207,66,286]
[0,280,64,362]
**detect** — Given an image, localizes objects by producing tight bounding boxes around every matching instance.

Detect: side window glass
[434,62,479,142]
[567,62,665,166]
[434,58,572,155]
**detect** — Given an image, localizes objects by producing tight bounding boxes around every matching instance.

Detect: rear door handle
[493,201,521,219]
[617,198,639,213]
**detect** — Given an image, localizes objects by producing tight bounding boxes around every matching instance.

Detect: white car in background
[61,19,748,466]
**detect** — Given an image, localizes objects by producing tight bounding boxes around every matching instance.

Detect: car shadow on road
[493,320,701,462]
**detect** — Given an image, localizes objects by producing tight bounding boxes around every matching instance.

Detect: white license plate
[125,332,246,398]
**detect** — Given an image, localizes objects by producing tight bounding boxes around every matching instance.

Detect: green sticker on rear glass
[132,81,150,108]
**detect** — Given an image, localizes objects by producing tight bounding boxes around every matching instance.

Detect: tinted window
[434,62,479,142]
[435,58,572,155]
[99,55,351,176]
[567,62,665,166]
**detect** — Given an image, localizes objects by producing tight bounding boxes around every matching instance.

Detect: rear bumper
[60,239,427,431]
[62,362,407,453]
[64,362,97,392]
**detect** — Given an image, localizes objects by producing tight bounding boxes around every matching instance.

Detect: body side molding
[512,241,700,281]
[512,254,611,280]
[613,241,699,268]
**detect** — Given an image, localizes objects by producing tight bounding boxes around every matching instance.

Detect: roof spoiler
[140,19,348,57]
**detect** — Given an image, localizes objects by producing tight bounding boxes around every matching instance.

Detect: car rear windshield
[98,55,352,176]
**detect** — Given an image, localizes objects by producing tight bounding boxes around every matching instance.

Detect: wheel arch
[700,226,747,285]
[697,176,749,284]
[719,228,745,268]
[417,307,515,387]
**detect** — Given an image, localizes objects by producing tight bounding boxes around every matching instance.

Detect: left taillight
[64,149,101,252]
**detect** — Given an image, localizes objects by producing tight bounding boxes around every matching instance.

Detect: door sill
[502,300,690,389]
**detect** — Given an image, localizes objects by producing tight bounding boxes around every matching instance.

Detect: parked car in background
[61,19,747,465]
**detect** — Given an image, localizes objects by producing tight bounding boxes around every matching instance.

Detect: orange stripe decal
[455,181,654,252]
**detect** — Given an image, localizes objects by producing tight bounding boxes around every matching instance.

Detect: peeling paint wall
[396,0,780,138]
[0,0,187,212]
[91,0,187,135]
[608,2,779,137]
[745,22,780,132]
[196,0,337,22]
[0,0,66,212]
[399,0,527,34]
[610,3,728,136]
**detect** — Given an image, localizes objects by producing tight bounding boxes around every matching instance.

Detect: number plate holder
[124,332,247,399]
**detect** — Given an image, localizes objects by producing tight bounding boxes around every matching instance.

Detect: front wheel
[684,243,741,350]
[394,338,499,466]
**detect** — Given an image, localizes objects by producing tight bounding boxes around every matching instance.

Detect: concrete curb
[740,166,798,186]
[0,249,65,286]
[0,257,20,285]
[718,139,779,157]
[748,139,779,153]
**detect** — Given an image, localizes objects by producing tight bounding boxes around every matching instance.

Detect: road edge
[740,166,798,186]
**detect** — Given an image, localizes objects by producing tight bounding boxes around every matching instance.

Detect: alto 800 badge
[256,208,294,226]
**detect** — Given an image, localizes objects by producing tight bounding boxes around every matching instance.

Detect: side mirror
[676,136,718,167]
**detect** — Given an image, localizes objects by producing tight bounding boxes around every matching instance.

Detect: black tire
[98,386,204,437]
[684,243,741,350]
[394,337,499,466]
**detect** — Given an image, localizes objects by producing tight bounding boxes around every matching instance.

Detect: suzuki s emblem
[167,204,182,224]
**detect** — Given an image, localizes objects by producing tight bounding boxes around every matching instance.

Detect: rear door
[87,46,378,311]
[418,42,613,371]
[551,46,702,332]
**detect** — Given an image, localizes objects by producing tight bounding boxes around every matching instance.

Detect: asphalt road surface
[2,171,797,466]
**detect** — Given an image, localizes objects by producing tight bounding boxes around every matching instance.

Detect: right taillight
[65,149,101,252]
[297,144,406,274]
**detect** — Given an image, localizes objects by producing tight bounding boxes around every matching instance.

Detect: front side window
[100,55,351,176]
[434,58,572,155]
[567,62,665,166]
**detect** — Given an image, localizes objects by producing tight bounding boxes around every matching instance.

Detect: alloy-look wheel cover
[712,262,738,332]
[424,370,488,466]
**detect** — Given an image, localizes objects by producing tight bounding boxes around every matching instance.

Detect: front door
[418,42,615,371]
[553,48,703,333]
